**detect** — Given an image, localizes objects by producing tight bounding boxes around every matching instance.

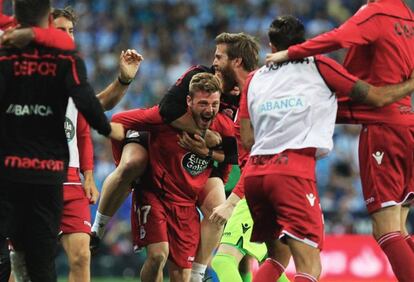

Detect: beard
[217,64,237,95]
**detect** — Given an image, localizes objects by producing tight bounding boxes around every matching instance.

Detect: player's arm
[265,5,381,64]
[97,50,143,111]
[178,131,225,162]
[240,118,254,151]
[209,192,241,225]
[77,113,99,204]
[350,78,414,107]
[239,71,255,151]
[316,55,414,107]
[65,54,123,140]
[0,26,75,49]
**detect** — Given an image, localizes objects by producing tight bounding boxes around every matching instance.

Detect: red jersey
[288,0,414,125]
[123,110,235,204]
[0,12,75,50]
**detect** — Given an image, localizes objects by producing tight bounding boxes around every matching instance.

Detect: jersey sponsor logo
[6,104,53,117]
[258,97,305,114]
[372,151,384,165]
[64,117,75,142]
[4,155,64,171]
[365,197,375,205]
[249,154,288,166]
[398,105,414,115]
[394,22,414,38]
[306,193,316,207]
[14,60,57,77]
[181,152,210,176]
[241,223,251,234]
[268,58,310,71]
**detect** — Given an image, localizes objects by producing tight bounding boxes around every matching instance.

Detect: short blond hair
[189,73,222,97]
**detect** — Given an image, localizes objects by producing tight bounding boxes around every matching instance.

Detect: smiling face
[187,90,221,130]
[53,16,74,40]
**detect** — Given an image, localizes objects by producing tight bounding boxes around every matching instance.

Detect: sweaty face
[213,44,237,94]
[53,16,74,40]
[187,91,221,130]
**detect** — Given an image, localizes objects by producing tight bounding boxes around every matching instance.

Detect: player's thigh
[61,233,90,263]
[216,243,244,264]
[286,237,321,274]
[118,142,148,173]
[371,205,401,239]
[168,261,191,282]
[198,177,225,217]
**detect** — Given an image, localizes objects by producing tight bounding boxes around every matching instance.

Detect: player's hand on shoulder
[0,26,34,48]
[109,122,125,141]
[265,50,289,66]
[204,129,222,148]
[119,49,144,83]
[178,131,209,157]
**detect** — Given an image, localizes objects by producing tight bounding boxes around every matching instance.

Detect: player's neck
[235,70,249,91]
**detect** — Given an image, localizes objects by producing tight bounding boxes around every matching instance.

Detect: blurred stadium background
[5,0,414,281]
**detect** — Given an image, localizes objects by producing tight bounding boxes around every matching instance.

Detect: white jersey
[64,98,80,169]
[247,57,337,158]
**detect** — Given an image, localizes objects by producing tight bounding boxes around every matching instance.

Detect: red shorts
[244,174,324,249]
[60,184,91,234]
[131,189,200,269]
[359,124,414,213]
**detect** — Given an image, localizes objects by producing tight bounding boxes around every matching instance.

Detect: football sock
[252,258,284,282]
[377,231,414,281]
[294,272,317,282]
[190,262,207,282]
[211,253,242,282]
[91,211,111,239]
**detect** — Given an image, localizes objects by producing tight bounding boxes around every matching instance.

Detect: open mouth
[201,116,212,123]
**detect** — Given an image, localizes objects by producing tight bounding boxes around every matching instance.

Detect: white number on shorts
[140,205,151,225]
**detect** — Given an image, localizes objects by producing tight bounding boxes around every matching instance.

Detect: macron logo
[306,193,316,207]
[372,151,384,165]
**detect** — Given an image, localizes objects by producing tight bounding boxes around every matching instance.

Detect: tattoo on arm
[350,80,370,103]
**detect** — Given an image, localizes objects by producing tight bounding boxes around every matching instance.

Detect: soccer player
[265,1,414,280]
[91,32,260,282]
[0,0,124,281]
[241,15,414,282]
[47,7,141,282]
[113,73,236,282]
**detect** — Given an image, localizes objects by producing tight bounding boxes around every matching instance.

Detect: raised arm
[266,3,381,64]
[96,49,143,111]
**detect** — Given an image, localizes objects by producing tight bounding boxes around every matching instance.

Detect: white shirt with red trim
[245,57,337,158]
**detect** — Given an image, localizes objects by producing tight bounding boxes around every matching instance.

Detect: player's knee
[118,151,147,181]
[146,252,168,269]
[69,248,90,270]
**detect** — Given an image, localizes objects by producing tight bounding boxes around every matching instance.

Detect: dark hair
[14,0,51,27]
[215,32,259,72]
[52,6,77,25]
[268,15,305,51]
[189,73,222,98]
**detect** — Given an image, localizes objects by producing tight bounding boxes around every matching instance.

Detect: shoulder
[211,113,235,136]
